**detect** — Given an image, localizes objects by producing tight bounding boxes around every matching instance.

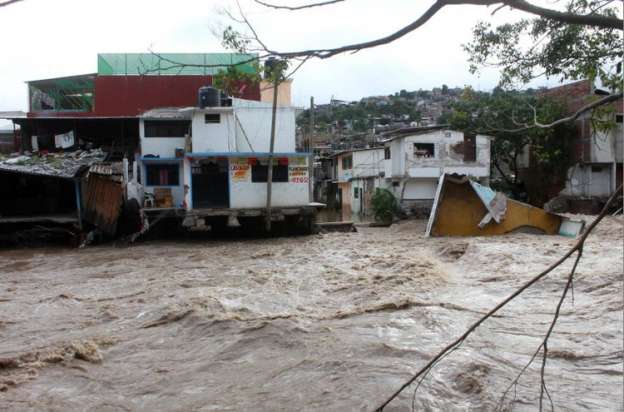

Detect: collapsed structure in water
[426,174,585,237]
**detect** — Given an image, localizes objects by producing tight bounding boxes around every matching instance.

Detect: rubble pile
[0,149,106,178]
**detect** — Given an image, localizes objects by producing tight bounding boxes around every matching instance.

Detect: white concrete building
[538,79,623,210]
[138,97,315,228]
[330,127,491,217]
[560,116,623,198]
[383,126,491,213]
[333,148,385,216]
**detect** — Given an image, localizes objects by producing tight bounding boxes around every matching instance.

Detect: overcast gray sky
[0,0,561,127]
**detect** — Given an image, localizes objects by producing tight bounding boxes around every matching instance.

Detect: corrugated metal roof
[382,124,450,141]
[0,149,106,179]
[0,111,27,119]
[140,107,192,119]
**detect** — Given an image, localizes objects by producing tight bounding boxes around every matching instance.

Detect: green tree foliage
[213,65,261,97]
[449,87,575,204]
[214,26,289,97]
[371,188,398,223]
[464,0,623,91]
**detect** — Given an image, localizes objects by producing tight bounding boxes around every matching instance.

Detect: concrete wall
[183,158,192,209]
[562,163,613,197]
[233,100,296,153]
[381,130,491,206]
[142,159,185,207]
[191,110,236,153]
[189,99,296,154]
[616,121,624,163]
[352,148,385,179]
[384,130,491,180]
[335,153,352,182]
[350,176,386,216]
[139,120,187,158]
[260,80,292,106]
[403,179,438,200]
[383,139,404,178]
[591,128,622,164]
[338,181,351,211]
[351,179,363,215]
[228,156,310,208]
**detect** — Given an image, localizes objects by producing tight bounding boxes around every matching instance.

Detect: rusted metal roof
[0,149,106,179]
[0,111,27,119]
[83,174,124,236]
[140,108,192,120]
[382,124,450,141]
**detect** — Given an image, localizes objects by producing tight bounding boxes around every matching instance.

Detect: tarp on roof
[98,53,258,76]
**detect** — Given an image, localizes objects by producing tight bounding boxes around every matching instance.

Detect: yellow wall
[430,180,562,236]
[338,182,352,211]
[260,80,292,106]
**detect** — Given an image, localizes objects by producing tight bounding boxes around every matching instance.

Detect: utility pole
[309,96,315,150]
[265,74,280,232]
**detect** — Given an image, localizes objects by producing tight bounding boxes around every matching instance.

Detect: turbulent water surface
[1,217,622,411]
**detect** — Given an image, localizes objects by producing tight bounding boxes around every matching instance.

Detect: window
[145,164,180,186]
[251,160,289,183]
[144,120,190,138]
[413,143,434,158]
[384,147,391,159]
[205,114,221,123]
[341,155,353,170]
[353,187,359,198]
[616,114,623,123]
[463,134,476,162]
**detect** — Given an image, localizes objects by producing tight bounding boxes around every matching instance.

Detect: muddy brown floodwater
[0,217,622,411]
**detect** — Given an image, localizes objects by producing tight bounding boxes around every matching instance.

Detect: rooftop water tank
[198,86,220,108]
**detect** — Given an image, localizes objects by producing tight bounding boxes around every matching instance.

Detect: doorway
[192,158,229,208]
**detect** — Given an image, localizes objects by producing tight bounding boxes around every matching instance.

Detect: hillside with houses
[296,86,463,151]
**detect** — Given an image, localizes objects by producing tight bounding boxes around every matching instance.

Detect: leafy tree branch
[253,0,344,11]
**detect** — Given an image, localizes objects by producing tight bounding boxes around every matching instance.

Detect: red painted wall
[93,75,260,116]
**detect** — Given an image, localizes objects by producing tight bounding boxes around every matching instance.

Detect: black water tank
[219,90,232,107]
[198,86,220,108]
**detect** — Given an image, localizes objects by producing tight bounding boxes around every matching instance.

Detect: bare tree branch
[496,247,584,411]
[257,0,622,60]
[0,0,23,7]
[508,0,623,28]
[484,92,623,133]
[137,51,267,76]
[491,3,507,14]
[538,248,582,411]
[237,0,272,53]
[375,183,623,410]
[253,0,344,10]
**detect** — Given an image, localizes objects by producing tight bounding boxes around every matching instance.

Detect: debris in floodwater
[0,218,621,410]
[426,174,586,237]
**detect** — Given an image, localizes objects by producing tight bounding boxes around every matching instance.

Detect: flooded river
[1,217,622,411]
